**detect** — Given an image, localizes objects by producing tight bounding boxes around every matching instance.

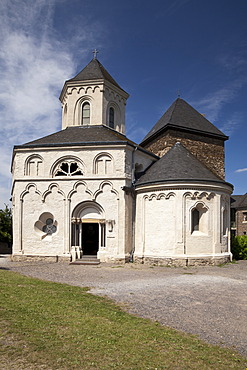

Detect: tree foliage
[0,205,12,245]
[231,235,247,260]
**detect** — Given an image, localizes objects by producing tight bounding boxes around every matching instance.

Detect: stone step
[70,256,100,265]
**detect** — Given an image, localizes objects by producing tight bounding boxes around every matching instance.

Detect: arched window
[25,155,43,176]
[82,102,90,125]
[223,209,227,235]
[192,209,200,232]
[109,107,114,128]
[53,159,83,177]
[63,104,67,126]
[94,154,113,175]
[191,203,208,234]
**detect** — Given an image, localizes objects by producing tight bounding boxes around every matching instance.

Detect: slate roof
[14,125,135,149]
[141,98,228,146]
[231,194,247,209]
[13,127,159,164]
[67,58,123,90]
[136,142,229,187]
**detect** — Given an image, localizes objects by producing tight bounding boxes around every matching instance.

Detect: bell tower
[59,57,129,134]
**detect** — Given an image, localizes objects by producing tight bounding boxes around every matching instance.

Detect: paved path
[1,256,247,358]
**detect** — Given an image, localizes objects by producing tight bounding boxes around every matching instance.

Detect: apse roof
[136,142,228,187]
[67,58,123,90]
[141,98,228,145]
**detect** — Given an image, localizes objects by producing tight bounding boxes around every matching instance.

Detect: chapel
[11,57,233,266]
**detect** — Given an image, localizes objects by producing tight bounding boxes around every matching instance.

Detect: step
[70,256,100,265]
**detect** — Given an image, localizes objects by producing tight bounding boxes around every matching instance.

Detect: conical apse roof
[136,142,227,186]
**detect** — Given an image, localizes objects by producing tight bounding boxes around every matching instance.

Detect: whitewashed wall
[12,143,155,262]
[134,183,232,265]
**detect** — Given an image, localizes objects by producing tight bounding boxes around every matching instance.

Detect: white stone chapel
[11,57,233,265]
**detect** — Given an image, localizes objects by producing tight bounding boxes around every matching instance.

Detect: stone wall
[143,129,225,180]
[134,255,231,266]
[236,209,247,235]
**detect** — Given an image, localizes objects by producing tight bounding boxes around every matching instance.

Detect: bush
[231,235,247,260]
[0,205,12,246]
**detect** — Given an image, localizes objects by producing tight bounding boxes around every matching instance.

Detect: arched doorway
[71,201,105,257]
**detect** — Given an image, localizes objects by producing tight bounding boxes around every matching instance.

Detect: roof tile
[141,98,227,145]
[136,142,225,186]
[67,58,122,90]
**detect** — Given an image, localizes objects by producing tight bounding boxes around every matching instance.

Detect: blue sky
[0,0,247,208]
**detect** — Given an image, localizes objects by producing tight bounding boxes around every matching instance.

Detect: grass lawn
[0,269,246,369]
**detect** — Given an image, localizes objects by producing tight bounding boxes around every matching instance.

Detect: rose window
[34,212,57,238]
[42,218,57,235]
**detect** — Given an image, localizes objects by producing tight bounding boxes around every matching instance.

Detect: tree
[0,205,12,246]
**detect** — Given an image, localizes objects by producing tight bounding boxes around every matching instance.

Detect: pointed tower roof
[136,142,230,187]
[141,98,228,146]
[67,58,123,90]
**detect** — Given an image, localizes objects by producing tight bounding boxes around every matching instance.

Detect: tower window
[82,102,90,125]
[109,107,114,128]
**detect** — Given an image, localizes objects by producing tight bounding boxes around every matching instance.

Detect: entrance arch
[71,201,105,256]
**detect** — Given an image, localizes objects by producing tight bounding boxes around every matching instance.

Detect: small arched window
[223,209,227,235]
[95,154,113,175]
[192,208,200,232]
[109,107,114,128]
[63,104,67,126]
[25,155,43,176]
[82,102,90,125]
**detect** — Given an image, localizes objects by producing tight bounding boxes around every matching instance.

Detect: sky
[0,0,247,208]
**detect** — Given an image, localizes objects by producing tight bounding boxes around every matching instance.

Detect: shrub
[231,235,247,260]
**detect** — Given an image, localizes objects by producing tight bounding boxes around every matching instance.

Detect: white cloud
[0,0,102,208]
[157,0,192,17]
[192,80,243,123]
[219,112,242,136]
[235,168,247,173]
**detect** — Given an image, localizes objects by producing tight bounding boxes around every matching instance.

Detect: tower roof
[141,98,228,146]
[67,58,123,90]
[136,142,230,187]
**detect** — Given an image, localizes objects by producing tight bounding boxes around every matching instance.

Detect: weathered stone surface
[11,255,70,263]
[134,255,231,267]
[143,129,225,180]
[235,210,247,235]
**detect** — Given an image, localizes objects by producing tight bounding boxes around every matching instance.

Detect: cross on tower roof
[93,49,99,59]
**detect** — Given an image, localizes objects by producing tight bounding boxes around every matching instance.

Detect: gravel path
[1,255,247,358]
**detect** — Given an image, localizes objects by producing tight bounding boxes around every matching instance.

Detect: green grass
[0,270,246,369]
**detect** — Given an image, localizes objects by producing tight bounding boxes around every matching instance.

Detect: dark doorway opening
[82,223,99,255]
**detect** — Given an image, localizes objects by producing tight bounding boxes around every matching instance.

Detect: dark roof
[15,125,134,148]
[231,194,247,209]
[141,98,228,146]
[67,58,122,90]
[14,126,158,162]
[136,142,229,187]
